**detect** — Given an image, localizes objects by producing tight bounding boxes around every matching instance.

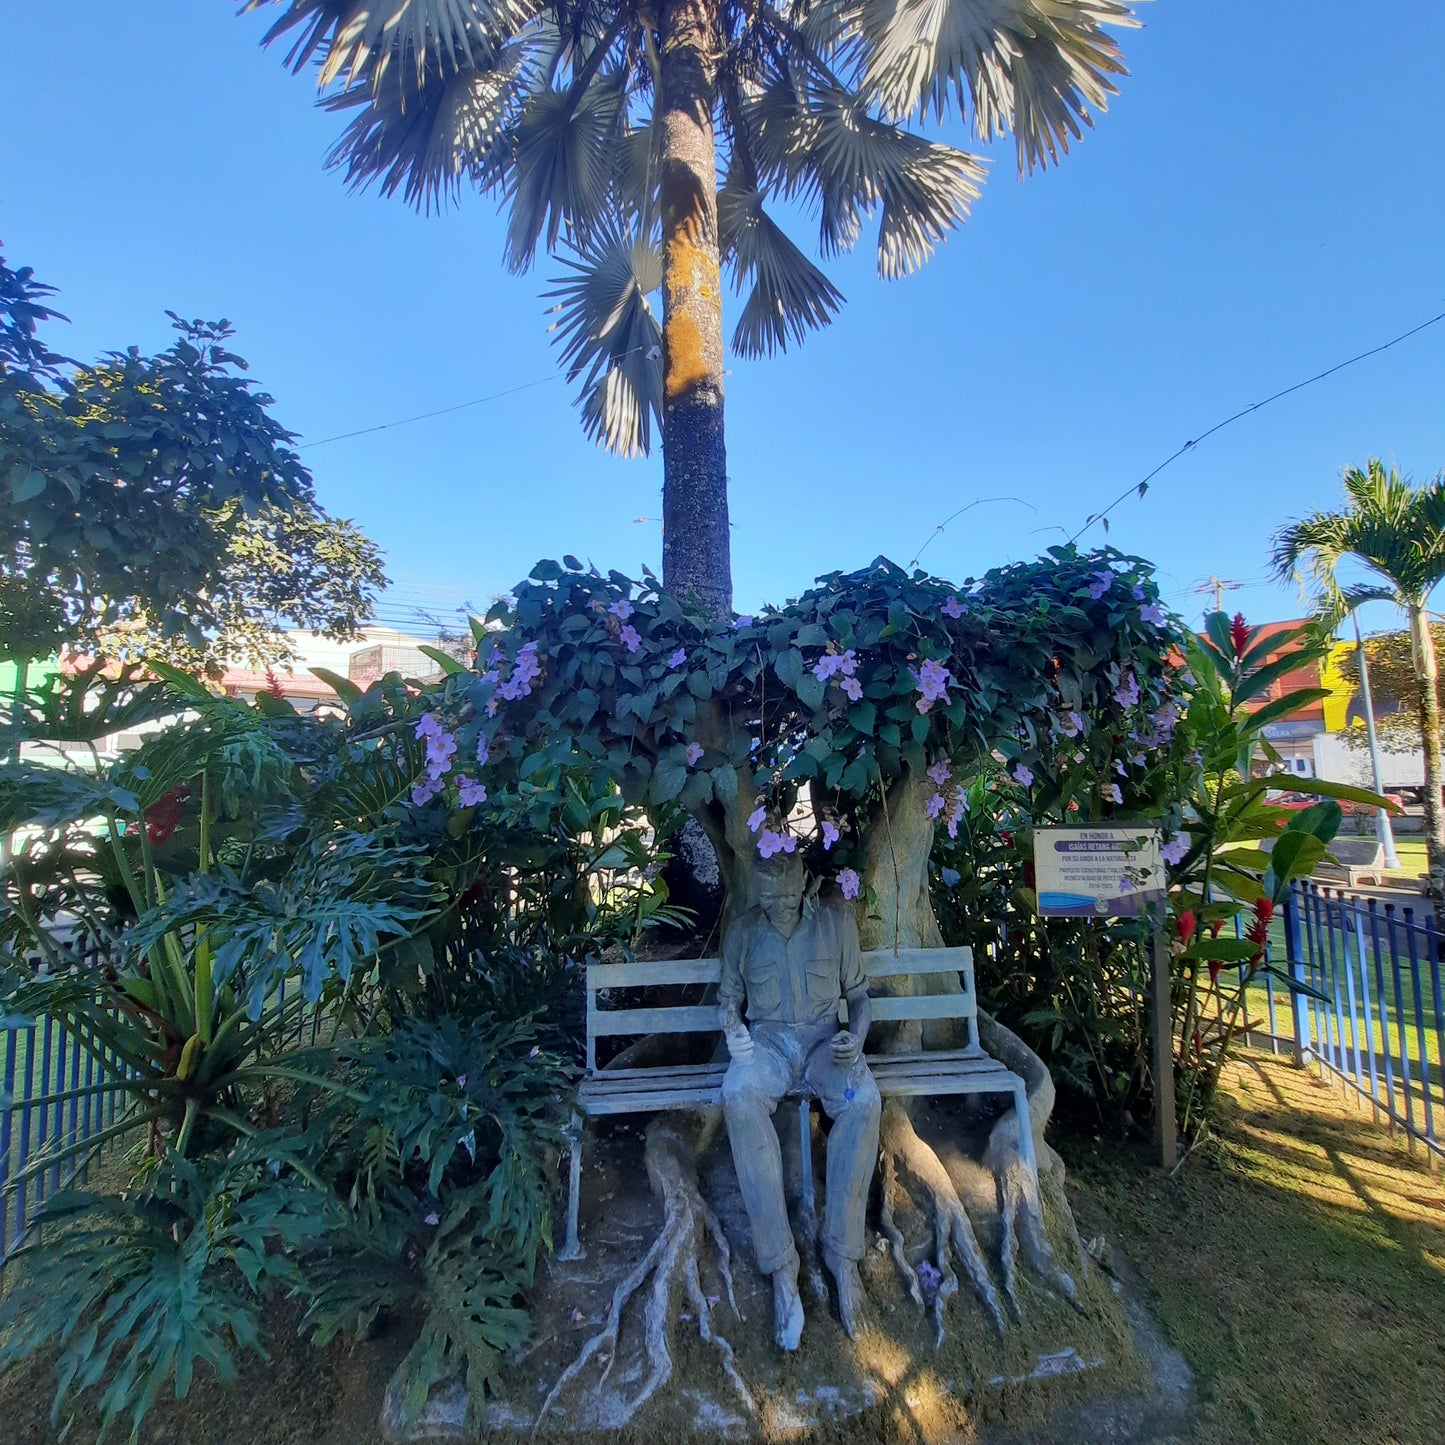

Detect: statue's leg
[720,1042,793,1275]
[805,1047,880,1339]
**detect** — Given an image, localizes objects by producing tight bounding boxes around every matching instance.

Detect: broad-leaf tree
[245,0,1138,611]
[1273,459,1445,886]
[0,253,387,672]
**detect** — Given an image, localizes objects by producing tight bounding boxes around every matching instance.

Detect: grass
[1064,1051,1445,1445]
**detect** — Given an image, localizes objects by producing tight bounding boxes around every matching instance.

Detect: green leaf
[1188,938,1261,964]
[650,759,687,804]
[417,646,466,677]
[1260,964,1330,1003]
[310,667,363,704]
[1258,774,1393,810]
[1265,832,1327,885]
[848,701,877,734]
[797,672,826,709]
[7,464,44,502]
[1283,800,1342,842]
[795,623,829,647]
[774,649,804,689]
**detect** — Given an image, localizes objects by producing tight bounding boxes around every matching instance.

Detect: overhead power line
[1068,307,1445,544]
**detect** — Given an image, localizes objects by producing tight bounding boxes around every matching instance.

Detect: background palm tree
[245,0,1138,611]
[1273,459,1445,888]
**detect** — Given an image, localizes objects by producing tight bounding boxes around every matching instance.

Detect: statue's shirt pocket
[743,959,782,1016]
[803,955,839,1008]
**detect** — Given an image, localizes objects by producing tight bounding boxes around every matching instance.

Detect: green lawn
[1065,1051,1445,1445]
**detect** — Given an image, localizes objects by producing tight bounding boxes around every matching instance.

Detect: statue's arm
[843,984,872,1052]
[718,925,747,1035]
[838,906,871,1052]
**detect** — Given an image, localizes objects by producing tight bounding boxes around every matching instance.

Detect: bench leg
[557,1112,585,1261]
[796,1097,815,1219]
[1011,1077,1040,1196]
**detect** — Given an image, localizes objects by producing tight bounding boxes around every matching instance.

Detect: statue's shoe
[772,1268,804,1351]
[823,1249,867,1341]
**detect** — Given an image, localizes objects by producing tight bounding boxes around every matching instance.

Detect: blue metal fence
[0,937,124,1263]
[1279,881,1444,1165]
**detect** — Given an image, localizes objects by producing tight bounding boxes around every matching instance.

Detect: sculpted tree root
[875,1009,1086,1344]
[535,1114,755,1435]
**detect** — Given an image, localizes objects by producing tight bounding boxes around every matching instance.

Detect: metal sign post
[1150,922,1178,1169]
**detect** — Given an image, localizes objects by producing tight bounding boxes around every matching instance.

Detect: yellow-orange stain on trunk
[663,235,721,401]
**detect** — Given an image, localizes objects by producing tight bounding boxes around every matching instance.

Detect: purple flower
[926,792,946,819]
[686,742,704,766]
[837,868,861,901]
[941,596,965,619]
[840,676,864,702]
[529,1044,542,1058]
[411,777,444,807]
[941,867,961,888]
[494,640,541,703]
[609,598,634,621]
[475,733,490,767]
[456,1074,468,1089]
[424,1212,440,1227]
[668,647,687,668]
[913,658,952,714]
[732,615,753,630]
[927,759,952,786]
[1058,710,1084,738]
[1131,584,1147,602]
[1113,672,1141,708]
[747,806,767,833]
[1087,570,1113,600]
[1160,833,1189,867]
[1129,751,1147,768]
[415,713,445,741]
[619,624,642,654]
[821,820,840,851]
[812,649,858,683]
[946,795,968,839]
[757,828,797,859]
[1106,783,1123,805]
[1139,602,1166,627]
[457,775,488,807]
[1014,763,1034,788]
[1114,758,1127,777]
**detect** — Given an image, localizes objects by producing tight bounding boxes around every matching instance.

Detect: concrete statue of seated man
[718,849,881,1350]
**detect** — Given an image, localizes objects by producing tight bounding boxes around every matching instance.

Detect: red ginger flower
[1176,909,1197,946]
[1229,612,1251,659]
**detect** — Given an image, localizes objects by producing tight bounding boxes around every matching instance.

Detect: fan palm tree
[1273,459,1445,886]
[244,0,1138,611]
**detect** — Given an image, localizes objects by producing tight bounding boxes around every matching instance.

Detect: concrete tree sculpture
[406,548,1190,1415]
[246,0,1139,611]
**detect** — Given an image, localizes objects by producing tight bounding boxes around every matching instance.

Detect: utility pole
[1352,613,1401,869]
[1194,576,1243,620]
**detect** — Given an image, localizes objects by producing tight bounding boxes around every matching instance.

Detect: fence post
[1283,886,1309,1069]
[1151,924,1177,1169]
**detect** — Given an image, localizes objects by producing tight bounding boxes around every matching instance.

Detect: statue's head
[755,850,806,930]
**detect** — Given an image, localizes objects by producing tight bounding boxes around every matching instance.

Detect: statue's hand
[830,1029,862,1067]
[725,1019,756,1060]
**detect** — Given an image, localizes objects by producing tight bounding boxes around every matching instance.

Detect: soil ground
[2,1053,1441,1444]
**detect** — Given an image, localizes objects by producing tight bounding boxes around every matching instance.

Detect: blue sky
[4,1,1443,639]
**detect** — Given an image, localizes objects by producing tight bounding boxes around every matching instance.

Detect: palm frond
[719,173,845,356]
[247,0,535,90]
[503,73,627,271]
[849,0,1136,170]
[320,43,536,210]
[1272,461,1445,618]
[807,89,987,276]
[543,228,663,455]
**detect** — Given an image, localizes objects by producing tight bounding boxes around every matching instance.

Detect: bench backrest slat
[585,946,979,1070]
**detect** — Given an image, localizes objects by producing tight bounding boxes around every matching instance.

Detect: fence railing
[0,937,124,1263]
[1283,881,1444,1164]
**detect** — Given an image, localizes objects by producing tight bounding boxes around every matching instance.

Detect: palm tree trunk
[657,0,732,616]
[1408,600,1445,888]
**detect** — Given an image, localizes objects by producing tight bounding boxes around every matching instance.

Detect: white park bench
[559,945,1037,1259]
[1315,837,1387,889]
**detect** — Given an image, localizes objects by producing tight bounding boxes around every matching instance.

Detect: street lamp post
[1353,613,1400,869]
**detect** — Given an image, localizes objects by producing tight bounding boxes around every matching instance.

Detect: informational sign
[1034,826,1166,917]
